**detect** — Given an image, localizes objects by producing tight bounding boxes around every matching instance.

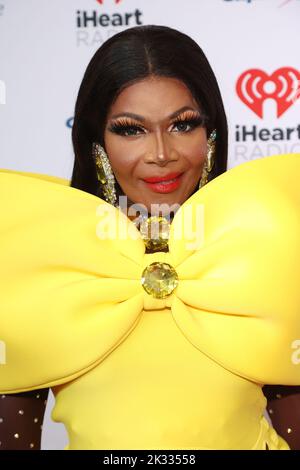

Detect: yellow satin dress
[0,153,300,450]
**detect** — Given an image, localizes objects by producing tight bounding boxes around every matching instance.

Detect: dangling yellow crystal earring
[199,129,216,189]
[92,142,117,207]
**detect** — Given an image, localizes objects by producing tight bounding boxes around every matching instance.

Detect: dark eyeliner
[171,113,207,132]
[107,119,144,136]
[107,113,206,136]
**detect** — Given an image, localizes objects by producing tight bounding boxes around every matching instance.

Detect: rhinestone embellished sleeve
[0,388,49,450]
[263,385,300,450]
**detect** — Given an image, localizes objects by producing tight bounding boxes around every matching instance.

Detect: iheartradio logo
[236,67,300,118]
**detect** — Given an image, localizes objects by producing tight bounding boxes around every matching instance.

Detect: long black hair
[71,24,228,200]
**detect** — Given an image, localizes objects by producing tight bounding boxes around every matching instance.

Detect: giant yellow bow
[0,154,300,393]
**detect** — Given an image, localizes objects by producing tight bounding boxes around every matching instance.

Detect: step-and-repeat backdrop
[0,0,299,450]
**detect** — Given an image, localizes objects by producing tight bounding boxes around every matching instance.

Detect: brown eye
[172,121,193,132]
[123,126,144,136]
[108,120,145,137]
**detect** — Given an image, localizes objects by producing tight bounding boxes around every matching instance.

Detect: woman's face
[103,76,208,216]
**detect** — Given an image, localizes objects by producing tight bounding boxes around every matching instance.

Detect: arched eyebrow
[109,106,201,123]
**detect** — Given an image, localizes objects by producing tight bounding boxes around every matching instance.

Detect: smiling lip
[142,172,183,183]
[142,173,183,193]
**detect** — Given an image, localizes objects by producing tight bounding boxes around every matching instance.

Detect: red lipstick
[143,172,183,183]
[142,172,183,193]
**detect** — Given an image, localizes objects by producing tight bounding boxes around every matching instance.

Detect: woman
[0,25,300,450]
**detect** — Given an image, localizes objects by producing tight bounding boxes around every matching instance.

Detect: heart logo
[236,67,300,118]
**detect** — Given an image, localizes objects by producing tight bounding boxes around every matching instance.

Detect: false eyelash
[108,112,207,136]
[108,119,144,136]
[172,110,206,124]
[172,114,207,130]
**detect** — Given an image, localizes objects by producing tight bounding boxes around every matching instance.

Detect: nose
[145,130,178,165]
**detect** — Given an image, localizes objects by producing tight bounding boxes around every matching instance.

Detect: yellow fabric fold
[0,154,300,396]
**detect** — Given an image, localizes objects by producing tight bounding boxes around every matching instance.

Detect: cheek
[181,136,207,169]
[104,134,140,177]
